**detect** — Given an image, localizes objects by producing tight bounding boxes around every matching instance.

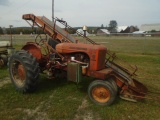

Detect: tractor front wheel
[8,50,39,93]
[88,80,117,106]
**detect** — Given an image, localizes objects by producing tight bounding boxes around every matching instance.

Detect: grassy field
[0,35,160,120]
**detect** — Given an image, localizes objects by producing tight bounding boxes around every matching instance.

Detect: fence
[96,33,160,37]
[0,34,160,55]
[0,34,37,46]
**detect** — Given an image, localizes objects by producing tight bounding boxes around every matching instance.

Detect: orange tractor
[8,14,147,106]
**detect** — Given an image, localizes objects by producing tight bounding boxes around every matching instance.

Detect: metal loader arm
[22,14,76,43]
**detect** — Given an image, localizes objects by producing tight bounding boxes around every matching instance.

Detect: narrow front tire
[88,80,116,106]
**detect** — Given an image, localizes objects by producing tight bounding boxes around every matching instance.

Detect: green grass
[0,66,8,79]
[77,36,160,55]
[0,36,160,120]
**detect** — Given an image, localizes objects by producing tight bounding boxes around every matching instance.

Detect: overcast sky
[0,0,160,28]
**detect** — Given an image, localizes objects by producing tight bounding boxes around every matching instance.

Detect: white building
[76,29,90,36]
[117,26,128,32]
[140,23,160,32]
[97,29,110,35]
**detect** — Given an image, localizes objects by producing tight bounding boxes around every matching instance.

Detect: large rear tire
[8,50,39,93]
[88,80,116,106]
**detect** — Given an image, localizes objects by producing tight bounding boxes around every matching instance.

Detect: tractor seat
[48,38,60,49]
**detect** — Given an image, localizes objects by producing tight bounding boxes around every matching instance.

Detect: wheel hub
[92,86,110,103]
[18,64,26,80]
[12,62,26,87]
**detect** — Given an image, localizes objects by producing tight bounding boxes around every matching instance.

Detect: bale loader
[8,14,148,106]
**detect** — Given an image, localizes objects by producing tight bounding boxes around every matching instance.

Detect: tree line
[0,20,141,35]
[0,20,118,35]
[0,27,44,35]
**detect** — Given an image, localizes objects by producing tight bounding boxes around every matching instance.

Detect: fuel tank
[56,43,107,71]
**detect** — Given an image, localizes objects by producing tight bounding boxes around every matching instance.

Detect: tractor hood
[56,43,107,54]
[56,43,107,71]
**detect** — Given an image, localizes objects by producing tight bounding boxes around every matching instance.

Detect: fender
[22,42,42,61]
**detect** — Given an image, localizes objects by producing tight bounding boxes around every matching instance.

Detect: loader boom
[23,14,76,43]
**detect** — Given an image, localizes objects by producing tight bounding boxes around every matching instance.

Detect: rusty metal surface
[56,43,107,71]
[41,16,76,43]
[18,64,26,81]
[112,74,148,101]
[11,61,26,87]
[87,68,113,80]
[23,14,98,45]
[22,42,42,61]
[92,86,111,103]
[22,14,76,43]
[106,51,138,77]
[55,17,97,45]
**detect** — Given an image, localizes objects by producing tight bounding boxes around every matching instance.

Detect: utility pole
[9,25,13,47]
[52,0,54,22]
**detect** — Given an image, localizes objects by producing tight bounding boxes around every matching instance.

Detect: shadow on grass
[35,74,122,106]
[35,74,68,93]
[36,74,92,92]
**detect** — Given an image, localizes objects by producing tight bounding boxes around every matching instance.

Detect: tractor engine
[56,43,107,71]
[39,42,107,79]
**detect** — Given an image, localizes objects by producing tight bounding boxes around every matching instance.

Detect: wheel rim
[11,60,26,87]
[92,86,111,103]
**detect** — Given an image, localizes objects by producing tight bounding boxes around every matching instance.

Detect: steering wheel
[35,34,48,45]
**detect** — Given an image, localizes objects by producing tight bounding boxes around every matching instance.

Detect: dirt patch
[74,96,101,120]
[0,77,11,88]
[16,101,51,120]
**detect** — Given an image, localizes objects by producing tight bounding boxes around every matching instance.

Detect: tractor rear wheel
[88,80,116,106]
[8,50,39,93]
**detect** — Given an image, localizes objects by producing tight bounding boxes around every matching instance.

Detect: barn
[118,26,139,33]
[117,26,128,33]
[140,23,160,32]
[96,29,110,36]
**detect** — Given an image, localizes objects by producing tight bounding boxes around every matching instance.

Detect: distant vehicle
[0,40,14,67]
